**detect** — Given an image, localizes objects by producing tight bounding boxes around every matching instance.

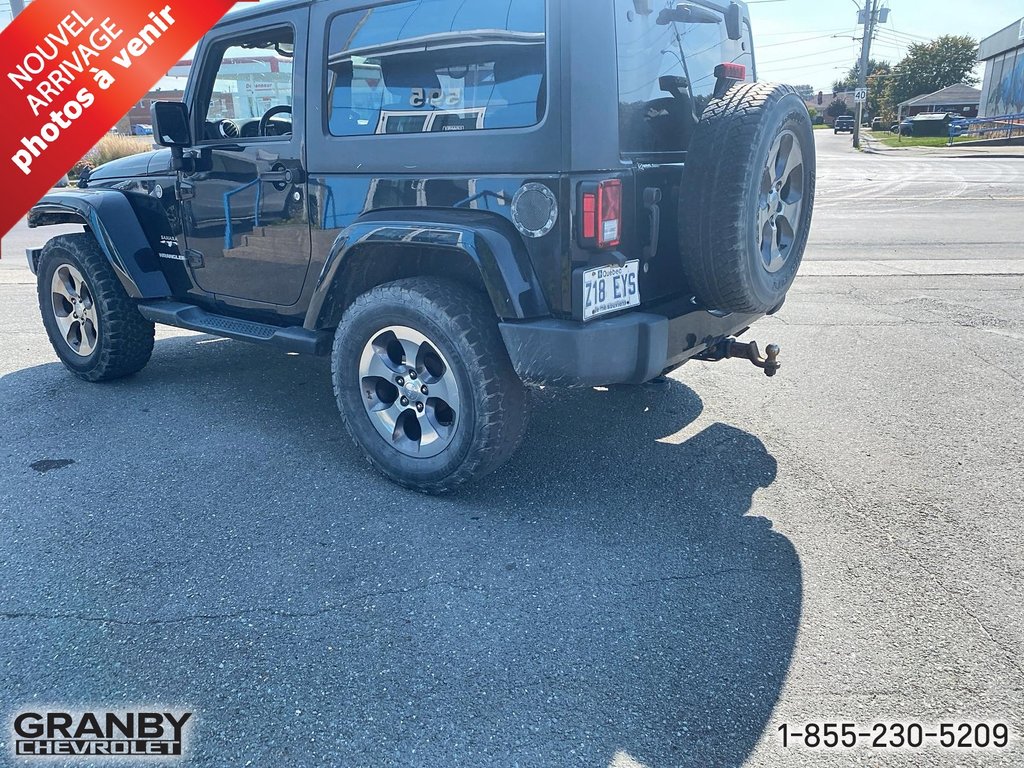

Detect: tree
[865,62,892,119]
[833,59,890,93]
[792,84,815,101]
[881,35,979,117]
[832,60,892,119]
[826,98,850,119]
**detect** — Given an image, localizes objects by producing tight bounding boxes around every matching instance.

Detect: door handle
[259,167,304,185]
[259,169,290,184]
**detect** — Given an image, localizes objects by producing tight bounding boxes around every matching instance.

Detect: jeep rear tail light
[578,180,622,250]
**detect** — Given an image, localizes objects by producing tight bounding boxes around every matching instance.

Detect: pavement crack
[964,347,1024,387]
[637,566,790,586]
[768,431,1024,684]
[0,579,456,627]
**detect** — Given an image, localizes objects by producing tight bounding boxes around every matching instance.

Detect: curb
[859,136,1024,159]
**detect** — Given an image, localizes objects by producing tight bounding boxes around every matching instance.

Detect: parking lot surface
[1,132,1023,766]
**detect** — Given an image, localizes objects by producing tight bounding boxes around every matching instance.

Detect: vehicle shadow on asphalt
[2,337,801,768]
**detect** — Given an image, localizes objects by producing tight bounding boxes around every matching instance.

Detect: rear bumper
[499,301,763,386]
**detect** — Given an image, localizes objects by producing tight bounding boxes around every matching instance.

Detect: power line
[758,44,859,66]
[756,26,857,38]
[757,30,861,49]
[878,24,930,42]
[760,57,857,73]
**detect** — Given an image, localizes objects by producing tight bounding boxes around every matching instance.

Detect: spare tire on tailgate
[679,82,815,314]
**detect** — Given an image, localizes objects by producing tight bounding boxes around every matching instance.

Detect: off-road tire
[37,233,155,382]
[333,278,529,493]
[680,82,816,313]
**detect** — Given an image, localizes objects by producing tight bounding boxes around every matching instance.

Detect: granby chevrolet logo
[12,710,192,757]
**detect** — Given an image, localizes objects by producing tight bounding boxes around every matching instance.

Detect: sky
[751,0,1022,92]
[1,0,1020,93]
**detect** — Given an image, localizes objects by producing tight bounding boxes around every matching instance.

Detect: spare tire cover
[679,82,816,314]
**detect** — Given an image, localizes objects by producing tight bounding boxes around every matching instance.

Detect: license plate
[582,260,641,321]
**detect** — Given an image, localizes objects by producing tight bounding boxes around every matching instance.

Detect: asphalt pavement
[1,132,1023,767]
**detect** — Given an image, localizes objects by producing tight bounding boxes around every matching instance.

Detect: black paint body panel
[26,0,768,384]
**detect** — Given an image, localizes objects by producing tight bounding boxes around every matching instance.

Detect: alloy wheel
[757,130,806,274]
[358,326,461,459]
[50,263,99,357]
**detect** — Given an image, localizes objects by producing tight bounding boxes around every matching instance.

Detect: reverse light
[597,179,622,248]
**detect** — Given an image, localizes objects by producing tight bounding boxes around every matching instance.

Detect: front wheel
[37,233,155,382]
[332,278,529,493]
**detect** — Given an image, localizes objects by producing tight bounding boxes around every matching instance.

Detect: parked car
[25,0,816,492]
[871,117,887,132]
[133,124,154,136]
[834,115,855,134]
[891,118,913,136]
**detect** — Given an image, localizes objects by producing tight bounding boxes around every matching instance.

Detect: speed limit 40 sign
[854,88,868,103]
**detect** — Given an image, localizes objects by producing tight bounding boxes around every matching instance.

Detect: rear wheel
[680,82,816,314]
[332,278,528,493]
[37,233,155,382]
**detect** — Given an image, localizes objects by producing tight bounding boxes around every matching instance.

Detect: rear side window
[325,0,546,137]
[614,0,753,156]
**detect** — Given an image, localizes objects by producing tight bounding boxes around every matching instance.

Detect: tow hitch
[697,339,781,378]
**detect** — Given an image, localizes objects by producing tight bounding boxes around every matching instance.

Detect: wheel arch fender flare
[304,210,549,331]
[29,190,172,299]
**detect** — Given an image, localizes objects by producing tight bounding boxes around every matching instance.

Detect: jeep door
[180,7,311,308]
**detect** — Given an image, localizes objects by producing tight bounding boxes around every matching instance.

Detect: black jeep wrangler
[27,0,815,492]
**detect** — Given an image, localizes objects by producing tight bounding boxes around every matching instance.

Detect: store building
[979,17,1024,117]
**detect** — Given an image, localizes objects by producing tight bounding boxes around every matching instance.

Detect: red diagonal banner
[0,0,254,244]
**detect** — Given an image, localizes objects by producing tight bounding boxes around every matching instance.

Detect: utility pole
[853,0,877,149]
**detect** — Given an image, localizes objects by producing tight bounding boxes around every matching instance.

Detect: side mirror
[725,2,744,41]
[151,101,192,149]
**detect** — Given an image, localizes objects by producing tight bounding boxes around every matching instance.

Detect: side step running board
[137,301,333,357]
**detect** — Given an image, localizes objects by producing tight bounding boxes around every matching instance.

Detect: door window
[197,27,295,142]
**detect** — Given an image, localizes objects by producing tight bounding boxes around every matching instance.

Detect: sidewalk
[861,132,1024,158]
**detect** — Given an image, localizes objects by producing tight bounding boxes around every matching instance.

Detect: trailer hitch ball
[763,344,781,377]
[696,339,782,377]
[731,340,781,377]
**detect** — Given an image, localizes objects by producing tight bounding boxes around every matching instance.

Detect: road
[810,131,1024,269]
[1,134,1023,767]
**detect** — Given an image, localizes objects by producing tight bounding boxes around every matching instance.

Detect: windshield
[614,0,752,156]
